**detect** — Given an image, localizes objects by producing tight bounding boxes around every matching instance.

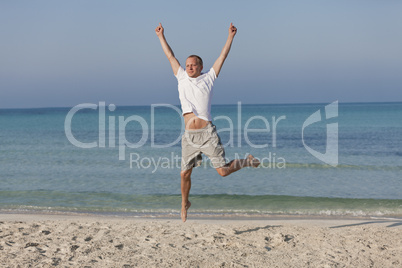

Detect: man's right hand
[228,23,237,38]
[155,23,164,37]
[155,22,180,76]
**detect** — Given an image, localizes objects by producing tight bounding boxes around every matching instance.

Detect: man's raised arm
[212,23,237,77]
[155,23,180,76]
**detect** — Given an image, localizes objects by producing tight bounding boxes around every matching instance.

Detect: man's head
[185,55,203,78]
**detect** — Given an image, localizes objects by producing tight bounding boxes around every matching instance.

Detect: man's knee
[216,167,229,177]
[181,169,192,180]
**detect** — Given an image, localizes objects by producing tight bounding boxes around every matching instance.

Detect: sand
[0,213,401,267]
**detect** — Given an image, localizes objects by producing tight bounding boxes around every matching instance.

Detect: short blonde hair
[187,55,203,66]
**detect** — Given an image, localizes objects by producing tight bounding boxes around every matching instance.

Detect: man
[155,22,260,222]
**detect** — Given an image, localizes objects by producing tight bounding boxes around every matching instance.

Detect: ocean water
[1,102,401,218]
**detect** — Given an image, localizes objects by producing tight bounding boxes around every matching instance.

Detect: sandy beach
[0,213,401,267]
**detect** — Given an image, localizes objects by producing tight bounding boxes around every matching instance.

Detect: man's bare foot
[181,201,191,222]
[247,154,260,168]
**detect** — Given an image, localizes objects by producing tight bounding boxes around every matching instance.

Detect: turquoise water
[1,102,401,217]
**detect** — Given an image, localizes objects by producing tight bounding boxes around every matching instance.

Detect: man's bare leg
[180,168,193,222]
[216,154,260,177]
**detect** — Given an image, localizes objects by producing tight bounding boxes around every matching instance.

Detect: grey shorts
[181,123,226,170]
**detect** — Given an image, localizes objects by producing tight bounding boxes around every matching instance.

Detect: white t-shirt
[175,66,217,121]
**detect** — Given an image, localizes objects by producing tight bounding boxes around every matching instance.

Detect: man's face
[185,57,203,78]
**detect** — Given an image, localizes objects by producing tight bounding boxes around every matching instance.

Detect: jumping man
[155,22,260,222]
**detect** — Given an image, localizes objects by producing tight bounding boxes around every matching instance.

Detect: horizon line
[1,100,401,110]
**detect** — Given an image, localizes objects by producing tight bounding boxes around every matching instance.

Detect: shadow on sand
[233,225,282,235]
[330,219,402,229]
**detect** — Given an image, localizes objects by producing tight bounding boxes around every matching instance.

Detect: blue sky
[1,0,401,108]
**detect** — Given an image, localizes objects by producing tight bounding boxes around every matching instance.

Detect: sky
[1,0,402,108]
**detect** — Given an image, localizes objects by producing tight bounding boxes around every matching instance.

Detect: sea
[1,102,401,219]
